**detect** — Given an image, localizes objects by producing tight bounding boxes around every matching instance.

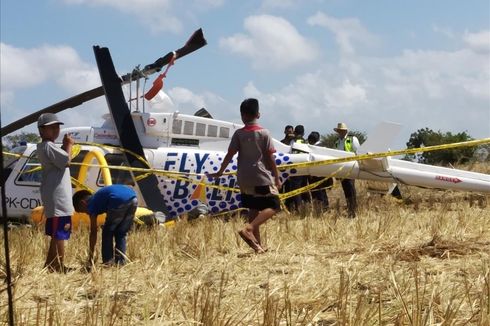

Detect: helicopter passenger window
[15,151,42,185]
[96,153,135,186]
[172,119,182,134]
[219,127,230,138]
[207,125,217,137]
[183,121,194,135]
[196,123,206,136]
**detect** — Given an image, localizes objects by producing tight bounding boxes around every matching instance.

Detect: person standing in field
[280,125,295,145]
[37,113,75,273]
[333,122,360,218]
[72,185,138,266]
[209,98,281,253]
[307,131,331,213]
[287,125,309,212]
[279,125,295,207]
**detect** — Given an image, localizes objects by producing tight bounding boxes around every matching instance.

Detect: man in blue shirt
[73,185,137,266]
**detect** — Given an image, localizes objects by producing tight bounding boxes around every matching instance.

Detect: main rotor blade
[1,28,207,136]
[1,87,104,136]
[94,45,170,215]
[134,28,206,79]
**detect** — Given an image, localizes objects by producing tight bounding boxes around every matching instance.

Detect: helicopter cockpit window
[15,151,42,185]
[207,125,218,137]
[183,121,194,135]
[219,127,230,138]
[172,119,182,134]
[196,123,206,136]
[96,153,135,186]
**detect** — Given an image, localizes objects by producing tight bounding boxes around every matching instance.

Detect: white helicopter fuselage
[3,106,490,220]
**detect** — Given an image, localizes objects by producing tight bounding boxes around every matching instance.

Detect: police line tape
[70,137,490,180]
[4,137,488,217]
[4,137,490,187]
[278,138,490,171]
[73,137,490,204]
[5,143,346,203]
[278,166,346,200]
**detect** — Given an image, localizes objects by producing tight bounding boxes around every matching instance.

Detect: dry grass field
[1,164,490,325]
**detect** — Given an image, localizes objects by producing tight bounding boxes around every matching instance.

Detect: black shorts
[241,194,281,211]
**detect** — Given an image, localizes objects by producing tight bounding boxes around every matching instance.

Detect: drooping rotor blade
[94,45,169,216]
[1,87,104,136]
[1,28,207,136]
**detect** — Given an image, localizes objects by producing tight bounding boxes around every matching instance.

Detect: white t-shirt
[37,141,74,217]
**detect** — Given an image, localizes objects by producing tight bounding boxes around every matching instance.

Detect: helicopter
[2,28,489,224]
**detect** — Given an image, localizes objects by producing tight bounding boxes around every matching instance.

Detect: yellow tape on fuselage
[279,138,490,171]
[4,137,489,194]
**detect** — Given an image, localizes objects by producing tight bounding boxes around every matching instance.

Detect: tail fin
[358,122,402,154]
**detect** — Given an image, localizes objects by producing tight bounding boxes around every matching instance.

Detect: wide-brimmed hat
[334,122,348,132]
[38,113,64,127]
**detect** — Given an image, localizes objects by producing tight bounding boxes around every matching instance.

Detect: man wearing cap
[334,122,360,218]
[37,113,75,272]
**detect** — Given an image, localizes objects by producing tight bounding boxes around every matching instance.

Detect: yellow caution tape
[279,138,490,171]
[12,137,488,220]
[4,137,489,195]
[70,177,94,193]
[278,165,345,200]
[3,152,23,158]
[76,142,151,169]
[16,144,81,175]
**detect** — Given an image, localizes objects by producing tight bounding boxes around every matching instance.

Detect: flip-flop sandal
[238,230,265,253]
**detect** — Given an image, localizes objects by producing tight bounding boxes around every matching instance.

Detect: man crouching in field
[72,185,138,267]
[209,98,281,253]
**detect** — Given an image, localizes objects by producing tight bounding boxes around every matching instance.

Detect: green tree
[404,128,475,166]
[319,130,366,148]
[2,132,40,150]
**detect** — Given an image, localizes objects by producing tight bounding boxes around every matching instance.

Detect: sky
[1,0,489,150]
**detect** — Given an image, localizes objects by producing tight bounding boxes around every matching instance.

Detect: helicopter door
[3,148,43,219]
[160,116,169,133]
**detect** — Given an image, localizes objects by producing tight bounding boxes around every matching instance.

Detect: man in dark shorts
[210,98,281,253]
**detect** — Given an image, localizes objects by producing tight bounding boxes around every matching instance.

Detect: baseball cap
[37,113,64,127]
